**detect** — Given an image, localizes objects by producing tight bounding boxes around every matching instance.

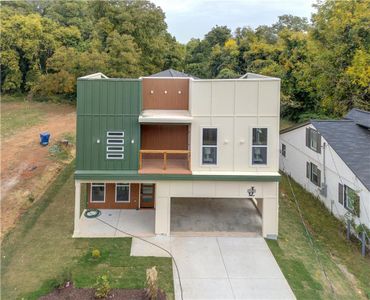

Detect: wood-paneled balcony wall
[139,150,191,174]
[139,124,191,174]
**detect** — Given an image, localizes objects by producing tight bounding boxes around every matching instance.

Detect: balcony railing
[139,150,191,174]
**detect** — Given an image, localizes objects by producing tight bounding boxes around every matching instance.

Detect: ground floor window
[339,183,360,216]
[116,183,130,202]
[91,183,105,202]
[306,162,321,187]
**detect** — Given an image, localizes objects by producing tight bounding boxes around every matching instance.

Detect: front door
[140,184,155,208]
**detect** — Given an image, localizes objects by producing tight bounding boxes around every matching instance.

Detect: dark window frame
[281,143,286,157]
[252,128,268,165]
[306,162,321,187]
[201,128,218,165]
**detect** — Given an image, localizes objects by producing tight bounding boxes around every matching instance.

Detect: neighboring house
[73,69,281,238]
[280,109,370,228]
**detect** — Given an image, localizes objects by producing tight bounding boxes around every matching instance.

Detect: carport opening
[170,197,262,236]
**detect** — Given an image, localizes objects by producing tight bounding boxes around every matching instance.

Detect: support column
[73,180,81,237]
[262,183,279,239]
[155,196,171,235]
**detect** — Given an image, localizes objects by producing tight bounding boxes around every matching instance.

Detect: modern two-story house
[280,109,370,228]
[73,70,281,239]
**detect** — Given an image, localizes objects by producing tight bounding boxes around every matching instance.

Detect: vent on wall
[106,131,124,159]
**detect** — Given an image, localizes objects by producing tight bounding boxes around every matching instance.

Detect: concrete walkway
[131,236,295,300]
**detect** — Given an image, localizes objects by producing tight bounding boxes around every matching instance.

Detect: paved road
[131,236,295,300]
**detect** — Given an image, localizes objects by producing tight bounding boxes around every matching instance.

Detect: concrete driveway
[131,236,295,300]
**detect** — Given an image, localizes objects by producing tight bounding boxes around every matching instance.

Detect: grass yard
[1,100,42,138]
[267,174,370,299]
[1,161,174,299]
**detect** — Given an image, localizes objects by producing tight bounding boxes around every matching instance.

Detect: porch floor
[74,209,155,238]
[139,158,191,174]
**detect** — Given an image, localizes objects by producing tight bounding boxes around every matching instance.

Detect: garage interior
[170,198,262,235]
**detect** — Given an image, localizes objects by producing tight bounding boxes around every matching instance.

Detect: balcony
[139,150,191,174]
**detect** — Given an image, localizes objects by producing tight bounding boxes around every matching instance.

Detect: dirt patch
[39,283,167,300]
[1,101,76,237]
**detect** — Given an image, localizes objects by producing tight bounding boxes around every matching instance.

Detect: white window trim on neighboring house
[90,183,106,203]
[306,127,321,153]
[251,127,268,166]
[115,183,130,203]
[200,127,218,166]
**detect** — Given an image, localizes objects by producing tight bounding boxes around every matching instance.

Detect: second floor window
[252,128,268,165]
[306,127,321,153]
[202,128,217,165]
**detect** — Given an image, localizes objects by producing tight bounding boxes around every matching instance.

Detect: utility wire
[280,158,337,298]
[95,217,184,300]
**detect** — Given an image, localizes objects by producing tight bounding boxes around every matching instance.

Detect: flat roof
[138,110,192,124]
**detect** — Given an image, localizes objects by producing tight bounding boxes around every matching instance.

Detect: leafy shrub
[91,248,101,259]
[94,274,111,299]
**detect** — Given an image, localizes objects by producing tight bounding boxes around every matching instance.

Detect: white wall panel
[235,81,258,116]
[258,81,280,116]
[191,81,212,116]
[211,81,235,116]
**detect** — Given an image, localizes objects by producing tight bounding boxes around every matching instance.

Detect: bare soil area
[1,100,76,237]
[39,283,167,300]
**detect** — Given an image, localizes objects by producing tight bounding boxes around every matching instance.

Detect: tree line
[1,0,369,121]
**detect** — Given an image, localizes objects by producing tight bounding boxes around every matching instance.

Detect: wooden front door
[140,184,155,208]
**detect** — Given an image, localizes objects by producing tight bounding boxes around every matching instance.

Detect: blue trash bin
[40,132,50,146]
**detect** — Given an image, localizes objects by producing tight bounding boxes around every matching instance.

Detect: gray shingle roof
[344,108,370,128]
[148,69,198,78]
[311,119,370,191]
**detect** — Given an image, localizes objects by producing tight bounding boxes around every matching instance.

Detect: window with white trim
[201,128,217,165]
[91,183,105,202]
[106,131,124,159]
[306,128,321,153]
[116,183,130,202]
[252,128,268,165]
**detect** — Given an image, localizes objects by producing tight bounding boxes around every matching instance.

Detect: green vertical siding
[76,79,141,171]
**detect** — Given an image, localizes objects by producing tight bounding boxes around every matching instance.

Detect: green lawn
[1,162,174,299]
[267,174,370,299]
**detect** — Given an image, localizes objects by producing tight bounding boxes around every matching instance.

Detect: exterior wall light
[150,90,154,94]
[178,90,182,94]
[164,90,168,94]
[97,139,100,144]
[247,186,256,197]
